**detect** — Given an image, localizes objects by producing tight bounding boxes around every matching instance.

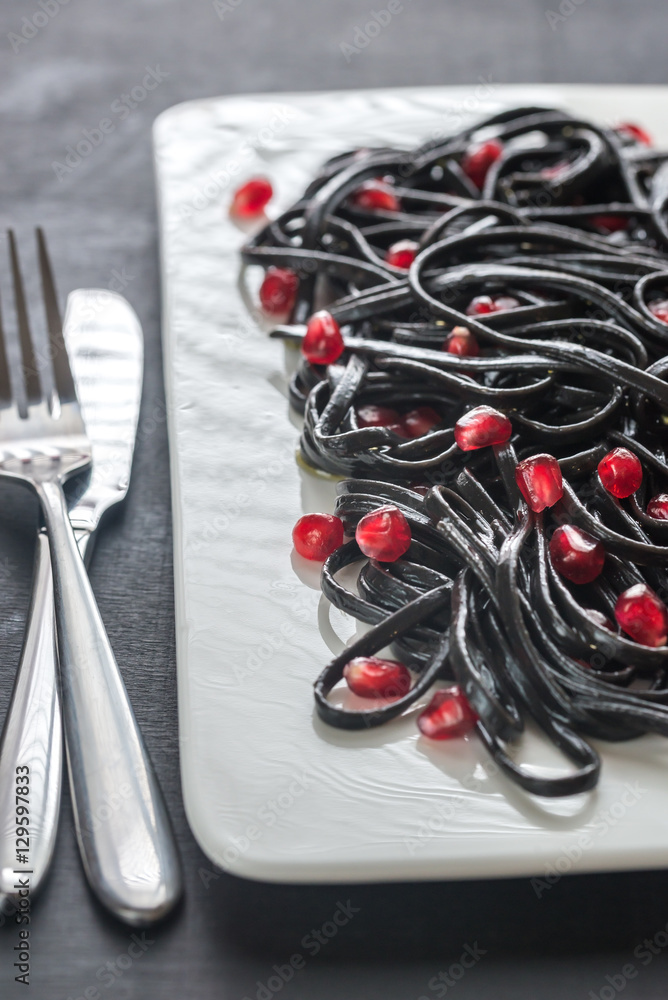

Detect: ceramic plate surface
[154,85,668,882]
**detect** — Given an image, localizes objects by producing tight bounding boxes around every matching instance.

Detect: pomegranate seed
[461,139,503,190]
[403,406,441,438]
[349,180,400,213]
[259,267,298,315]
[443,325,479,357]
[586,609,615,631]
[385,239,419,269]
[648,494,668,520]
[454,405,512,451]
[357,403,408,438]
[515,454,563,512]
[493,295,520,311]
[466,294,518,317]
[597,447,643,498]
[466,295,495,316]
[549,525,605,584]
[615,122,652,146]
[230,177,273,218]
[356,404,406,437]
[357,404,401,428]
[615,584,668,648]
[292,513,344,561]
[591,214,627,233]
[343,656,411,699]
[388,423,409,437]
[649,299,668,324]
[417,686,478,740]
[301,310,345,365]
[355,504,412,562]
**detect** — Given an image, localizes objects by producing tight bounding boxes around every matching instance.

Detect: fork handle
[0,532,62,904]
[37,478,182,925]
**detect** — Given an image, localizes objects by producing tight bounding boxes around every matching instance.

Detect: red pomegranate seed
[549,525,605,584]
[461,139,503,190]
[417,686,478,740]
[648,494,668,520]
[357,404,401,428]
[466,294,518,317]
[615,122,652,146]
[597,447,642,498]
[349,180,400,213]
[301,310,344,365]
[356,404,406,437]
[230,177,273,218]
[403,406,441,438]
[343,656,411,699]
[586,609,615,631]
[649,299,668,323]
[385,239,419,269]
[259,267,298,315]
[443,325,480,357]
[466,294,495,316]
[515,454,563,512]
[493,295,520,311]
[292,513,344,561]
[615,584,668,648]
[591,214,627,233]
[454,405,512,451]
[355,505,412,562]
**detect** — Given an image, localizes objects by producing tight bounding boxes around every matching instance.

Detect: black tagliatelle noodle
[241,106,668,797]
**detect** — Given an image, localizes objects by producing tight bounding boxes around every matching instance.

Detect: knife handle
[38,480,183,925]
[0,532,62,904]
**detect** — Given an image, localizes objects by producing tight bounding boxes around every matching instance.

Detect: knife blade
[0,288,144,906]
[65,288,144,555]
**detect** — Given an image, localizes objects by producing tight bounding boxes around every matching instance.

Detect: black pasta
[241,106,668,797]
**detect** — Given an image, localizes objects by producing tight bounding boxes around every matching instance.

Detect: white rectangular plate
[154,85,668,883]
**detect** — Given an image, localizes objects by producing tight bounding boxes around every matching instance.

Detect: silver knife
[0,289,182,923]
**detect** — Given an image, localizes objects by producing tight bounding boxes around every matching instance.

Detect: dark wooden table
[1,1,668,996]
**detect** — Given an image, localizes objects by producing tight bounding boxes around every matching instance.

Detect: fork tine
[0,282,13,408]
[8,229,42,407]
[37,228,76,405]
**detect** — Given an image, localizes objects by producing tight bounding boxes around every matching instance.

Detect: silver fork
[0,231,182,924]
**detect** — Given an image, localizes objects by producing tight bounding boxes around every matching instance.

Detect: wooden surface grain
[1,1,668,996]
